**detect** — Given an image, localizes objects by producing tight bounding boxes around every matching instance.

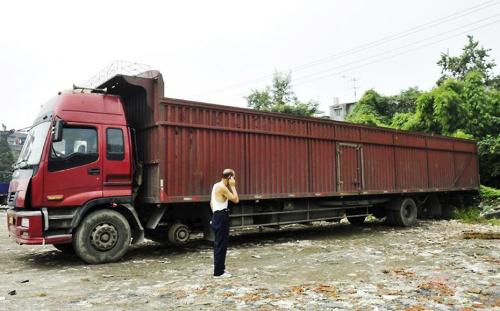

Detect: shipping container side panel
[164,101,246,130]
[309,122,335,140]
[394,147,428,189]
[363,145,395,191]
[360,128,393,145]
[426,137,454,151]
[335,124,360,141]
[427,150,455,188]
[154,100,479,202]
[454,141,476,152]
[309,140,336,193]
[247,135,309,195]
[454,153,479,188]
[164,126,246,197]
[394,133,426,148]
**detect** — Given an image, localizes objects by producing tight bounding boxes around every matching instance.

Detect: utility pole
[342,75,359,102]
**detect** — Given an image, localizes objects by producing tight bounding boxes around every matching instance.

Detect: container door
[336,143,364,192]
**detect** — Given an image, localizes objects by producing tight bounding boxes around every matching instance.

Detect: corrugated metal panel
[394,133,426,148]
[151,97,479,203]
[454,153,479,188]
[360,128,392,144]
[427,150,455,188]
[309,140,335,193]
[427,137,453,150]
[363,145,395,191]
[335,124,360,140]
[394,147,428,190]
[104,74,479,204]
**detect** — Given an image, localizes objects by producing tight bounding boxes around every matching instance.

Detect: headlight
[21,218,30,228]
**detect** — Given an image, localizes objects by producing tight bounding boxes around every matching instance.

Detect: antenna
[342,75,359,102]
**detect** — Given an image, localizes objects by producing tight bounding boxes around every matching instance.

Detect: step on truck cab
[6,70,479,264]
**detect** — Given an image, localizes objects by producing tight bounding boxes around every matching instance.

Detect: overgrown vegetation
[453,185,500,225]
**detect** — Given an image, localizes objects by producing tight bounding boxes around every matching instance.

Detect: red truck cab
[7,91,142,260]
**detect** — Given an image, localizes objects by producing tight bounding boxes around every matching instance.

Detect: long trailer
[6,71,479,264]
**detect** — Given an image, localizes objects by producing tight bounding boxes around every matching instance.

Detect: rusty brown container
[101,73,479,204]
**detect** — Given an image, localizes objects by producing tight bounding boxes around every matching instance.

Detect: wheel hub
[91,223,118,251]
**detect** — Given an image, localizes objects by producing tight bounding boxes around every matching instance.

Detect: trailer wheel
[53,243,75,254]
[388,198,417,227]
[168,223,190,245]
[73,209,131,264]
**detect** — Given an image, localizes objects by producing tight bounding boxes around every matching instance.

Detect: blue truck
[0,182,9,205]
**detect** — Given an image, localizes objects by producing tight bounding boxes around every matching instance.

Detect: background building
[329,97,356,121]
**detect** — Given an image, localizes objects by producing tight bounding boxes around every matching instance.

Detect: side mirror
[52,119,64,142]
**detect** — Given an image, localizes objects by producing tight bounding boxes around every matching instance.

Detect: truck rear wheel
[387,198,417,227]
[168,223,190,245]
[73,209,131,264]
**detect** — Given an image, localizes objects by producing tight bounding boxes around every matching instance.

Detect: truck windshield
[16,122,51,168]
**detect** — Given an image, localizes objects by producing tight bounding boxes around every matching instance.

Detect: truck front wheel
[73,209,131,264]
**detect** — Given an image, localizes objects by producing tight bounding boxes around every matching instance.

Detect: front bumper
[7,209,72,245]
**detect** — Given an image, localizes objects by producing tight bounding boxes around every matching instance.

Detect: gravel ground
[0,210,499,310]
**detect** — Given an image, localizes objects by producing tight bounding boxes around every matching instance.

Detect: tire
[73,209,131,264]
[387,198,417,227]
[168,223,190,245]
[53,243,75,254]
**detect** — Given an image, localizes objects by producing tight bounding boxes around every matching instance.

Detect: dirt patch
[0,211,499,310]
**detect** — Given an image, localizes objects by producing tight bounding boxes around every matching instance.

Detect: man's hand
[228,176,236,187]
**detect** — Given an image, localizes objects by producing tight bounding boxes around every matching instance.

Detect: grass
[453,185,500,226]
[480,184,500,200]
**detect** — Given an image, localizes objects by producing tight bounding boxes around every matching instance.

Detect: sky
[0,0,499,130]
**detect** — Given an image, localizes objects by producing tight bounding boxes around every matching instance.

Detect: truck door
[336,143,364,192]
[43,124,103,206]
[102,126,132,197]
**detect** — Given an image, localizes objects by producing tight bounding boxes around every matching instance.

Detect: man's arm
[221,180,239,204]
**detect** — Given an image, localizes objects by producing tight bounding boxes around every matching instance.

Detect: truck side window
[106,128,124,160]
[48,127,98,172]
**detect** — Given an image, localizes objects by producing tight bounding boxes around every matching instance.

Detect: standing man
[210,168,239,278]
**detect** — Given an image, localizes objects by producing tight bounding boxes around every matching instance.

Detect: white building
[329,97,356,121]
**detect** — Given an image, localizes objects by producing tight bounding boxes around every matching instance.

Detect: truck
[6,71,479,264]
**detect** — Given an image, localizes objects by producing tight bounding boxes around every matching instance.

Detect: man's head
[222,168,235,182]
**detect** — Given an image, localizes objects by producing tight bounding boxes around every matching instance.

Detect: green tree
[437,35,498,86]
[0,131,14,183]
[346,89,388,126]
[477,135,500,188]
[347,87,421,126]
[246,72,320,117]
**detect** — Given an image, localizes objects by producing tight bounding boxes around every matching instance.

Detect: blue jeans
[211,210,229,276]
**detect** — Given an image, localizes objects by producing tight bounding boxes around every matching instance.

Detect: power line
[291,18,500,87]
[196,0,499,97]
[291,14,500,84]
[212,18,500,103]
